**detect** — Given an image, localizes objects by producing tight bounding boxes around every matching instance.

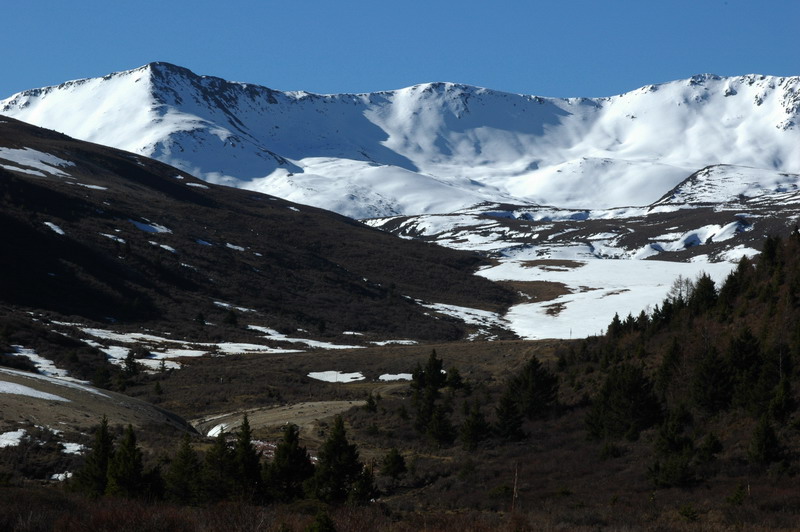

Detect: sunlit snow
[0,381,69,402]
[0,147,74,178]
[0,429,27,448]
[43,222,65,235]
[307,371,365,383]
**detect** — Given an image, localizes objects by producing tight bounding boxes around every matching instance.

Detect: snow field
[479,258,737,339]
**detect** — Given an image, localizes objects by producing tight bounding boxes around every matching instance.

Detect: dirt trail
[191,399,366,437]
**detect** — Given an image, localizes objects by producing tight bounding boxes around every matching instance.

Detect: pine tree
[201,431,235,503]
[106,424,144,498]
[427,403,455,446]
[165,433,201,505]
[307,415,364,504]
[123,349,140,377]
[586,364,662,441]
[688,273,717,314]
[494,388,525,441]
[460,401,490,451]
[748,415,781,465]
[691,347,732,414]
[769,376,795,422]
[264,424,314,502]
[349,464,377,504]
[72,415,114,497]
[232,414,262,501]
[509,357,558,419]
[380,448,406,480]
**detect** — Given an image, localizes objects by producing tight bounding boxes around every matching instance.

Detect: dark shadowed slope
[0,117,515,341]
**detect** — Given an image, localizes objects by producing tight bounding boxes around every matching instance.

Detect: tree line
[71,414,375,507]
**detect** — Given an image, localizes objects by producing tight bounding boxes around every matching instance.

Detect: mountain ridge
[3,64,798,218]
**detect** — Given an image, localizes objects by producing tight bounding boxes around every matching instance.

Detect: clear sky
[4,0,798,99]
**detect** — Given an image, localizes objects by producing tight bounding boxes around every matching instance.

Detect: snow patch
[43,222,65,235]
[0,429,28,448]
[307,371,365,383]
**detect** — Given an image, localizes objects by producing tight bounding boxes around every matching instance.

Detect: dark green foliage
[380,448,407,480]
[748,415,781,465]
[412,350,447,392]
[264,424,314,503]
[427,404,456,446]
[460,401,491,451]
[688,273,717,314]
[364,392,378,413]
[349,465,377,504]
[123,349,140,376]
[508,357,558,419]
[727,328,762,408]
[306,511,337,532]
[607,313,623,338]
[691,347,732,414]
[232,414,262,501]
[165,434,201,505]
[648,406,696,487]
[446,366,464,389]
[223,309,239,326]
[654,338,681,397]
[72,415,114,497]
[91,364,111,389]
[586,364,662,441]
[106,425,144,498]
[201,431,235,503]
[769,376,795,422]
[494,388,525,441]
[307,416,366,504]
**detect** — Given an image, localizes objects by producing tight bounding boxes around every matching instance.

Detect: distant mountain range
[2,63,798,219]
[3,64,800,343]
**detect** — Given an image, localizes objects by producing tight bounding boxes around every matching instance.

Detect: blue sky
[4,0,798,98]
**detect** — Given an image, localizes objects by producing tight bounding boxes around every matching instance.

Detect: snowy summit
[2,64,798,218]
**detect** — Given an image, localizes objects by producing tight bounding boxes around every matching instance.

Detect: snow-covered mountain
[2,63,799,218]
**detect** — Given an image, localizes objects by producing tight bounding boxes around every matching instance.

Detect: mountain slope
[0,117,515,343]
[2,64,798,217]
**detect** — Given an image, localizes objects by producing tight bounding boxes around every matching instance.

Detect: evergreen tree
[307,416,364,504]
[380,448,407,480]
[607,313,623,338]
[165,433,201,505]
[364,392,378,413]
[106,424,144,498]
[460,401,490,451]
[413,386,438,434]
[306,511,337,532]
[123,349,140,377]
[769,376,795,422]
[201,431,235,503]
[494,388,525,441]
[688,273,717,314]
[446,366,464,390]
[727,327,762,408]
[691,347,732,414]
[73,415,114,497]
[586,364,662,441]
[348,464,377,504]
[264,423,314,502]
[748,415,781,465]
[648,405,696,487]
[655,338,681,397]
[427,403,455,446]
[411,350,446,392]
[509,357,558,419]
[232,414,262,501]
